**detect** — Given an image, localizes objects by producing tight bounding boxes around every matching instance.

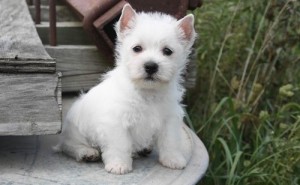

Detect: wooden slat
[45,45,111,75]
[45,45,113,92]
[36,22,92,45]
[62,73,102,92]
[0,59,55,73]
[29,5,79,22]
[0,73,62,136]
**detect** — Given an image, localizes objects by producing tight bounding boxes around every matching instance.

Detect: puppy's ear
[118,4,137,34]
[177,14,196,43]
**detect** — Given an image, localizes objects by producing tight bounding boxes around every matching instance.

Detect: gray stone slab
[0,95,209,184]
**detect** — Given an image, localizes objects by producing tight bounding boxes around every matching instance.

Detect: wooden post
[27,0,33,5]
[35,0,41,24]
[49,0,57,46]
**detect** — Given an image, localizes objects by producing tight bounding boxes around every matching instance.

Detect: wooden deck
[0,0,61,135]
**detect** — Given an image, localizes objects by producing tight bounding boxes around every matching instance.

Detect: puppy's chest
[123,101,165,149]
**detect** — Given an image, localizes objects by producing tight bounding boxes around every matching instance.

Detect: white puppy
[54,4,196,175]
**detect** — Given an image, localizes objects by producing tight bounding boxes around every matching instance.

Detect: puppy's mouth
[145,75,156,81]
[143,74,169,84]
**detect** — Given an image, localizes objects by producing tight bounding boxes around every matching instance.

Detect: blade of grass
[236,1,271,100]
[227,150,243,185]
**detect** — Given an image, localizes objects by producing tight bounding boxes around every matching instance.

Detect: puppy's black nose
[144,62,158,75]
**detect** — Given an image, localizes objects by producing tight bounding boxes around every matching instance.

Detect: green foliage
[188,0,300,184]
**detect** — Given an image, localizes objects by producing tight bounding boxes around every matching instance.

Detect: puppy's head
[115,4,196,89]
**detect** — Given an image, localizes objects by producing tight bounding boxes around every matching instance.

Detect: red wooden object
[49,0,57,46]
[35,0,41,24]
[64,0,120,61]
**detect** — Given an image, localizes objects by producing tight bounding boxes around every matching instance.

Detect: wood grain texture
[0,73,61,135]
[0,59,56,73]
[62,73,103,92]
[45,45,111,76]
[0,0,62,135]
[46,45,113,92]
[0,0,51,60]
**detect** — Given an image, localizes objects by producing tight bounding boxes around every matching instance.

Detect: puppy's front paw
[105,161,132,175]
[159,152,187,169]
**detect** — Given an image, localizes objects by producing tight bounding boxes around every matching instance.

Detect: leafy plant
[188,0,300,184]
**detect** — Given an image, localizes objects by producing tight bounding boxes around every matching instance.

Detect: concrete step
[0,94,208,184]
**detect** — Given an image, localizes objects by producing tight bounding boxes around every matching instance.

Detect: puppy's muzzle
[144,62,158,76]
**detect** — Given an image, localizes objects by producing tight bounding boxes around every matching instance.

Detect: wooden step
[0,0,61,135]
[36,22,92,45]
[45,45,113,92]
[29,5,78,22]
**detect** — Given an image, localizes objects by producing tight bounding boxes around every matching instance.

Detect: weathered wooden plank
[62,73,102,92]
[36,22,92,45]
[0,0,62,135]
[0,59,56,73]
[45,45,111,75]
[0,0,51,60]
[0,73,62,136]
[29,5,79,22]
[45,45,113,92]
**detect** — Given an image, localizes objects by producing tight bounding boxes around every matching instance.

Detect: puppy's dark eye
[162,47,173,56]
[132,45,143,53]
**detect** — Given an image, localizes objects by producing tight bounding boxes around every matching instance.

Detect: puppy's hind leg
[55,123,101,162]
[58,139,100,162]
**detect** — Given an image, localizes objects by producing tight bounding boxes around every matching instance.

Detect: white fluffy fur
[54,4,196,175]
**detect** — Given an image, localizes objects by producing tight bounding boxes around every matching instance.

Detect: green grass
[187,0,300,184]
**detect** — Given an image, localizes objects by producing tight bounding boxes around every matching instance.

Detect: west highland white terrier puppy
[54,4,196,174]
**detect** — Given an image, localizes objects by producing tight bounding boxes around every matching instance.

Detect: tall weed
[188,0,300,184]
